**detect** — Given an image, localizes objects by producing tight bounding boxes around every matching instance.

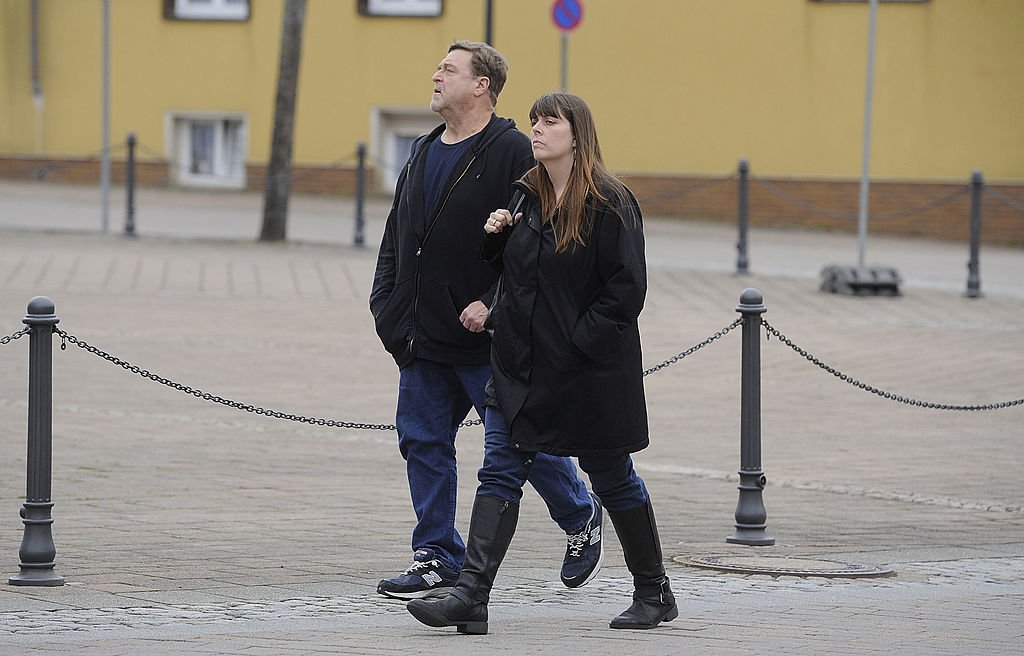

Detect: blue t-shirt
[422,135,476,221]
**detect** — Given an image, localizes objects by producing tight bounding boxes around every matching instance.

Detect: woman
[406,92,677,633]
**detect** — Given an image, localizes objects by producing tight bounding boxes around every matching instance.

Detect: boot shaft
[608,500,666,584]
[458,494,520,601]
[607,500,679,630]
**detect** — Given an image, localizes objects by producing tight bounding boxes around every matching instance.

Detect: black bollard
[353,142,366,248]
[9,296,64,586]
[736,159,750,275]
[124,132,137,237]
[726,288,774,546]
[965,170,982,298]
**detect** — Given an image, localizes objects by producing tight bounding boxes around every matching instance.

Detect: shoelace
[566,530,589,558]
[403,559,440,575]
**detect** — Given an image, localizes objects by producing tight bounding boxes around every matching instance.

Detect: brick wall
[0,157,376,197]
[2,156,1020,246]
[626,173,1024,247]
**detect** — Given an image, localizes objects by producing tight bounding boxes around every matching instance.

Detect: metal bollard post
[965,169,982,298]
[353,142,366,248]
[736,159,750,275]
[726,288,775,546]
[124,132,137,237]
[9,296,64,586]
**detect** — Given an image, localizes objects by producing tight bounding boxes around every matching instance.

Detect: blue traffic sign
[552,0,583,31]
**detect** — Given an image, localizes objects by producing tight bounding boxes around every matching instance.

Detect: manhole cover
[676,555,895,578]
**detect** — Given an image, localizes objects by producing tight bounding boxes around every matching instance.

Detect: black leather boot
[607,500,679,629]
[406,494,519,635]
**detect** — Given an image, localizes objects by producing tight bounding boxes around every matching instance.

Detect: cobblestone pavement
[0,182,1021,654]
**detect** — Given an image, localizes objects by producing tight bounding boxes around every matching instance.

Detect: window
[165,0,250,21]
[169,113,247,189]
[358,0,443,18]
[371,108,440,192]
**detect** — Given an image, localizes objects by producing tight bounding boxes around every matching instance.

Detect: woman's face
[530,112,574,166]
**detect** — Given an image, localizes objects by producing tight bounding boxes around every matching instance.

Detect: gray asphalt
[0,180,1021,655]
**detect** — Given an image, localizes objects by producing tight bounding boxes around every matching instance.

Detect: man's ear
[475,76,491,97]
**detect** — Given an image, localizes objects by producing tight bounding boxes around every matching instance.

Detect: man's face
[430,49,482,115]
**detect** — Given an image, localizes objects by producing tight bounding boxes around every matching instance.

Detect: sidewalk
[0,181,1021,654]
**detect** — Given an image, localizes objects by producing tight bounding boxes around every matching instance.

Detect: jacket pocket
[374,277,414,356]
[418,277,485,350]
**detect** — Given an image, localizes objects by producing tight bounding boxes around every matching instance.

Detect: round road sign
[552,0,583,32]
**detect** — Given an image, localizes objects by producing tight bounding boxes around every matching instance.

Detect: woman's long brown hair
[521,92,640,253]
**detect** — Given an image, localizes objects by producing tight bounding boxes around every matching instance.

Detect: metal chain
[643,319,742,376]
[637,174,736,206]
[54,328,403,431]
[984,186,1024,214]
[47,321,742,431]
[762,320,1023,411]
[0,327,30,346]
[751,177,968,221]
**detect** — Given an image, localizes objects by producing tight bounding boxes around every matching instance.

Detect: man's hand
[460,300,489,333]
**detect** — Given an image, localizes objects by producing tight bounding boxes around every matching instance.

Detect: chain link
[751,177,968,221]
[47,322,741,432]
[642,319,742,376]
[762,320,1023,411]
[984,186,1024,214]
[637,174,736,206]
[40,318,1019,428]
[0,327,30,346]
[54,328,403,431]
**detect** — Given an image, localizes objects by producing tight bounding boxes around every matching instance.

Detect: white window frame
[358,0,443,17]
[166,111,247,189]
[171,0,250,21]
[371,107,440,192]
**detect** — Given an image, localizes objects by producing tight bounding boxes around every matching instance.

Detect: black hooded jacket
[370,115,534,369]
[482,183,649,456]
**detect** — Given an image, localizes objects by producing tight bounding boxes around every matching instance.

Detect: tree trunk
[260,0,307,242]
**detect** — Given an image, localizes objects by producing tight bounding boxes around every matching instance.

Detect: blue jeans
[478,406,650,513]
[396,359,592,572]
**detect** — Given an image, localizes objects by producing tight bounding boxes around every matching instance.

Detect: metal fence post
[726,288,775,546]
[124,132,137,237]
[965,169,982,298]
[736,159,750,275]
[353,142,366,248]
[9,296,64,586]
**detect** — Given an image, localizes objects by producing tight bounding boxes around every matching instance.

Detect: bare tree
[260,0,307,242]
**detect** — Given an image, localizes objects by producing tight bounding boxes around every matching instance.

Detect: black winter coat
[482,183,649,456]
[370,115,534,369]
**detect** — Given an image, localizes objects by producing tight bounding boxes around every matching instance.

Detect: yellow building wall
[1,0,1021,182]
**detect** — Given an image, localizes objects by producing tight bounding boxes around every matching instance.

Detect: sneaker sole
[377,585,453,600]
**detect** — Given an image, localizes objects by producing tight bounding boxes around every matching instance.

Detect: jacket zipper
[409,154,478,357]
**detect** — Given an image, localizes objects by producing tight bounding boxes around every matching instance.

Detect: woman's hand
[484,209,522,234]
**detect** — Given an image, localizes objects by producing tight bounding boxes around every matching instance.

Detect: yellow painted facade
[1,0,1022,183]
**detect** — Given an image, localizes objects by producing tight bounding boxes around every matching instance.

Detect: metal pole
[727,288,774,546]
[966,170,983,298]
[736,159,750,275]
[30,0,44,154]
[484,0,494,45]
[560,32,568,92]
[856,0,879,268]
[354,142,366,248]
[124,132,136,237]
[100,0,111,233]
[10,297,64,586]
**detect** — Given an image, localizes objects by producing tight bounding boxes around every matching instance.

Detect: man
[370,41,604,600]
